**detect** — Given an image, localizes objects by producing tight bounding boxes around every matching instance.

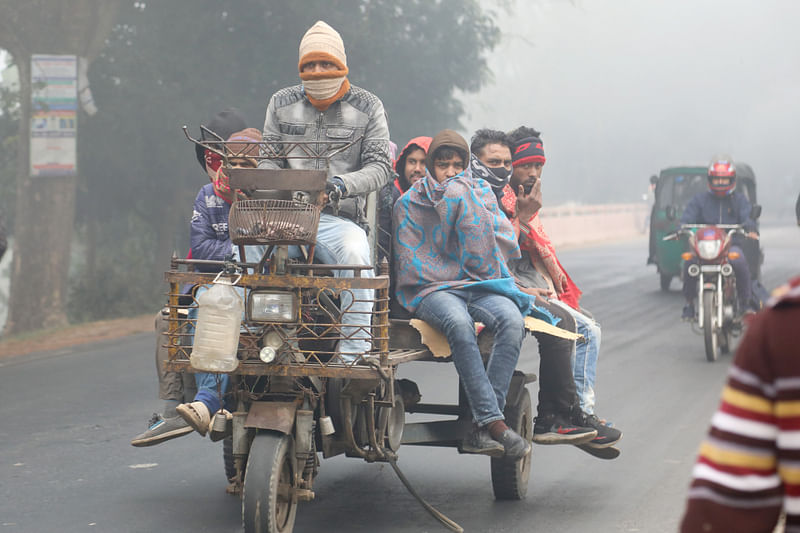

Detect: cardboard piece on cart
[408,317,582,358]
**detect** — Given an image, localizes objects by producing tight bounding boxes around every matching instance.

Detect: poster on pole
[30,54,77,177]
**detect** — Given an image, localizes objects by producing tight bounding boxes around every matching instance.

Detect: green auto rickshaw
[646,163,760,291]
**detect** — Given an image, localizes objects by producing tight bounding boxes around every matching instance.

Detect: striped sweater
[681,276,800,532]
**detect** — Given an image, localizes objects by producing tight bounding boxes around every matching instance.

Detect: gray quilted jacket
[259,84,392,220]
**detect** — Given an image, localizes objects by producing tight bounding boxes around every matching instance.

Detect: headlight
[248,291,298,322]
[697,240,722,260]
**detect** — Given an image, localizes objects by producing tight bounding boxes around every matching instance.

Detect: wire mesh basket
[229,199,321,245]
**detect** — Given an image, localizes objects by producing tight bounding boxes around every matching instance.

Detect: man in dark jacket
[377,136,431,265]
[131,109,249,448]
[680,155,759,319]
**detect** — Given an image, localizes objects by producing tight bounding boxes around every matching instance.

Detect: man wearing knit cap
[504,126,623,455]
[259,20,392,362]
[392,129,543,459]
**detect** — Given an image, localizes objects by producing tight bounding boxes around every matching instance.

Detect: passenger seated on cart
[679,155,759,320]
[175,128,265,439]
[258,21,392,363]
[468,132,610,449]
[131,110,252,448]
[495,127,623,451]
[392,129,537,459]
[378,136,432,266]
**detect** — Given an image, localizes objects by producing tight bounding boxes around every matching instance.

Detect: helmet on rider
[707,154,736,197]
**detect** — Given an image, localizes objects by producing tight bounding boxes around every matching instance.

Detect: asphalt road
[1,225,798,533]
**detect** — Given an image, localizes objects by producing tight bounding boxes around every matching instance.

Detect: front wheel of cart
[491,387,533,500]
[243,431,297,533]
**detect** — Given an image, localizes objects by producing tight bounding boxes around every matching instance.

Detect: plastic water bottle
[190,276,243,372]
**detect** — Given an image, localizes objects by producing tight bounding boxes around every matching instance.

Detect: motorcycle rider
[473,127,622,452]
[258,20,392,363]
[131,109,249,447]
[680,155,759,320]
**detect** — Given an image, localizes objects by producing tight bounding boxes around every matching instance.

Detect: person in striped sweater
[680,275,800,532]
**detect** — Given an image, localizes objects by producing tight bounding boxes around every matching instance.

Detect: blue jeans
[194,373,229,414]
[415,290,525,426]
[315,214,374,361]
[551,300,601,415]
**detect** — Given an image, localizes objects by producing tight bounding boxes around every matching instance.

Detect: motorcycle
[665,224,751,362]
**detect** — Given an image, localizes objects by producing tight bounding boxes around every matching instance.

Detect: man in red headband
[501,126,623,456]
[259,21,392,362]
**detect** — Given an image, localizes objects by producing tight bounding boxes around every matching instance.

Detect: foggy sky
[463,0,800,215]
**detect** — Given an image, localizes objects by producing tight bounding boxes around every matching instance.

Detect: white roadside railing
[538,203,650,248]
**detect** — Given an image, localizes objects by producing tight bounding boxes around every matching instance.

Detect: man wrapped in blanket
[393,130,595,458]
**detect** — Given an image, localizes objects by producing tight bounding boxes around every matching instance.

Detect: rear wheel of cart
[491,387,533,500]
[243,431,297,533]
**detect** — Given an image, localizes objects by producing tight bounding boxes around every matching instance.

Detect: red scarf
[500,184,582,309]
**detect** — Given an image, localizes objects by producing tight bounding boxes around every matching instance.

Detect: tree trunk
[0,0,122,334]
[4,51,75,333]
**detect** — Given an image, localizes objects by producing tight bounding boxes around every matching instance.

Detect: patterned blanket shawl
[393,167,556,324]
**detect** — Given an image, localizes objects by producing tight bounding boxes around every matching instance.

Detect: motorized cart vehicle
[647,164,761,290]
[161,131,548,533]
[664,223,754,362]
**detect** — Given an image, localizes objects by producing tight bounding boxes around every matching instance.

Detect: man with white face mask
[259,20,392,363]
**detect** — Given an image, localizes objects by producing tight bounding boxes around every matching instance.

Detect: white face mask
[303,77,345,100]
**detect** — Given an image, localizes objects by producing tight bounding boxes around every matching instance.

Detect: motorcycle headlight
[248,291,298,322]
[697,240,722,260]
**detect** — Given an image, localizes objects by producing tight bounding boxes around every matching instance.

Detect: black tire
[224,436,236,482]
[243,432,297,533]
[703,291,719,362]
[491,388,533,500]
[659,273,672,291]
[719,326,731,355]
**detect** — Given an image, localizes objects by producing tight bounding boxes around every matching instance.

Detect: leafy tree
[5,0,502,327]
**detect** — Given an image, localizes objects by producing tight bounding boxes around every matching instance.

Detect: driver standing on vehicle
[258,20,392,363]
[680,155,759,320]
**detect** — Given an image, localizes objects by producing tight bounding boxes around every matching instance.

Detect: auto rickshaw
[159,131,571,533]
[647,163,761,291]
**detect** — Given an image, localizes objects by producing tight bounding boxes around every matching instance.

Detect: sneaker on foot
[460,425,505,457]
[681,303,695,321]
[533,413,597,445]
[176,401,211,436]
[497,428,531,460]
[130,413,193,447]
[573,411,622,449]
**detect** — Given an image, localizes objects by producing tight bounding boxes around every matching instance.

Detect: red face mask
[204,150,223,173]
